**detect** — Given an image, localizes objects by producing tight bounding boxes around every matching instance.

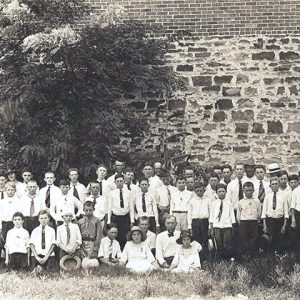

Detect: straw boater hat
[59,255,81,271]
[61,208,74,218]
[126,226,146,242]
[208,237,218,252]
[176,230,194,245]
[267,163,281,174]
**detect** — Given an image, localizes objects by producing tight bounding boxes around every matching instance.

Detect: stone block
[129,102,145,110]
[266,45,280,50]
[168,100,185,110]
[280,51,300,60]
[176,65,193,72]
[267,121,283,134]
[213,111,226,122]
[291,141,300,150]
[288,122,300,133]
[252,52,275,60]
[192,128,201,134]
[202,86,221,92]
[195,52,211,58]
[204,105,213,109]
[261,98,270,103]
[215,99,233,110]
[147,100,160,109]
[252,123,265,134]
[237,98,254,108]
[274,65,291,72]
[294,66,300,72]
[289,86,298,95]
[285,77,300,83]
[192,76,212,86]
[232,110,254,121]
[214,75,233,85]
[188,47,207,52]
[280,38,290,44]
[233,146,250,153]
[289,103,297,108]
[264,78,284,85]
[236,74,249,84]
[235,123,248,133]
[222,87,241,97]
[244,87,258,97]
[203,123,217,131]
[277,87,285,95]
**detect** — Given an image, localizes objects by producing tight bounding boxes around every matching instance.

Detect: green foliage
[0,0,182,181]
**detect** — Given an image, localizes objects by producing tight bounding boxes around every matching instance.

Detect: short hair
[106,223,118,231]
[235,163,245,168]
[139,177,149,184]
[176,175,186,182]
[124,167,133,173]
[27,179,38,185]
[138,216,149,224]
[90,181,100,186]
[213,165,222,171]
[96,164,107,171]
[243,181,254,189]
[165,214,177,222]
[21,167,32,174]
[288,174,299,182]
[222,164,232,172]
[160,170,170,177]
[270,176,280,184]
[279,170,289,177]
[38,209,50,218]
[68,168,79,174]
[83,201,95,209]
[45,171,55,177]
[59,179,70,186]
[254,165,266,172]
[194,182,205,189]
[114,174,124,181]
[216,183,227,191]
[185,166,194,172]
[5,181,16,190]
[209,173,220,180]
[12,212,24,220]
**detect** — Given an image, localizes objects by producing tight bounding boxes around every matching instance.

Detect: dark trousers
[0,221,14,248]
[266,217,285,252]
[158,207,169,232]
[239,220,258,255]
[192,218,209,248]
[214,227,232,259]
[148,216,156,234]
[23,217,39,234]
[293,211,300,252]
[8,253,28,270]
[30,255,57,270]
[111,213,130,250]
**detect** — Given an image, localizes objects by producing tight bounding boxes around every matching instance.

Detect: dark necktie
[142,193,146,213]
[120,189,124,208]
[238,179,243,200]
[109,239,113,261]
[45,186,51,208]
[41,225,46,249]
[218,201,223,221]
[0,191,4,199]
[167,187,171,202]
[127,183,131,191]
[99,181,103,196]
[168,232,174,237]
[73,185,80,200]
[258,180,265,203]
[66,224,71,245]
[30,197,35,217]
[272,192,277,210]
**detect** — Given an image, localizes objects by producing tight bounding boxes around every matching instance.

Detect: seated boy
[209,183,235,259]
[28,209,57,272]
[236,182,261,257]
[5,212,30,270]
[98,223,121,266]
[138,216,156,255]
[57,209,82,261]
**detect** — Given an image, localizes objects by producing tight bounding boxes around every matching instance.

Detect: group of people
[0,159,299,274]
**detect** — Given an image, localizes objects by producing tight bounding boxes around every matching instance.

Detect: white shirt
[204,184,218,204]
[124,182,140,197]
[148,175,163,196]
[237,197,261,221]
[68,182,86,203]
[226,177,249,210]
[253,178,272,200]
[156,185,174,207]
[0,196,19,227]
[261,192,289,219]
[28,225,56,256]
[146,230,156,250]
[291,186,300,211]
[279,187,292,210]
[38,184,61,209]
[93,195,107,221]
[98,236,121,259]
[170,189,192,213]
[50,194,83,222]
[57,222,82,248]
[187,196,210,229]
[18,182,40,198]
[18,193,43,217]
[134,192,159,225]
[5,227,29,254]
[107,188,134,223]
[209,199,236,228]
[86,179,115,197]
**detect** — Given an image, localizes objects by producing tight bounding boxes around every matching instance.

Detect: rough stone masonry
[90,1,300,172]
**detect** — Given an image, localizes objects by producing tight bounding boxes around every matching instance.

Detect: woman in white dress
[120,226,160,273]
[169,230,201,273]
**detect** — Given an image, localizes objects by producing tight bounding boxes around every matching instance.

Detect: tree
[0,1,183,182]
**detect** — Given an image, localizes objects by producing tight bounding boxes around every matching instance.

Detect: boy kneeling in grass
[28,209,57,272]
[5,212,30,271]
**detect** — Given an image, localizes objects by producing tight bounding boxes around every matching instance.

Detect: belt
[172,211,187,213]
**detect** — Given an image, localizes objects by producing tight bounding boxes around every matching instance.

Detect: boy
[186,177,195,192]
[170,175,193,231]
[5,212,30,270]
[134,178,159,233]
[290,182,300,252]
[289,174,299,191]
[123,167,139,195]
[188,182,210,251]
[19,168,37,197]
[236,182,261,256]
[68,168,86,203]
[221,164,233,185]
[77,201,102,261]
[57,209,82,260]
[204,174,219,204]
[138,216,156,255]
[6,169,23,198]
[261,177,289,253]
[28,209,56,271]
[209,183,235,259]
[19,179,42,234]
[50,179,83,226]
[0,172,7,200]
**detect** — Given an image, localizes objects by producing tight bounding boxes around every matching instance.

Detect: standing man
[68,168,86,203]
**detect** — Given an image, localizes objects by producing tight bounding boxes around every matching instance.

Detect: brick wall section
[129,36,300,172]
[88,0,300,37]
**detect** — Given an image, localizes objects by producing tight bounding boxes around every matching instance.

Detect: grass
[0,254,299,300]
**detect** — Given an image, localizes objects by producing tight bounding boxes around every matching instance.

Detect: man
[142,164,163,196]
[222,164,233,185]
[67,168,86,203]
[253,165,272,204]
[107,160,126,183]
[154,162,163,177]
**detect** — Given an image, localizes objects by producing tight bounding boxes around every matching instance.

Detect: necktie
[41,226,46,249]
[73,185,80,200]
[167,187,171,203]
[142,193,146,213]
[238,179,243,200]
[45,186,51,208]
[120,189,124,208]
[30,197,35,217]
[108,239,113,261]
[168,232,174,237]
[258,180,265,203]
[0,191,4,199]
[272,192,277,210]
[93,196,97,202]
[99,181,103,196]
[218,201,223,221]
[66,224,71,245]
[127,183,131,191]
